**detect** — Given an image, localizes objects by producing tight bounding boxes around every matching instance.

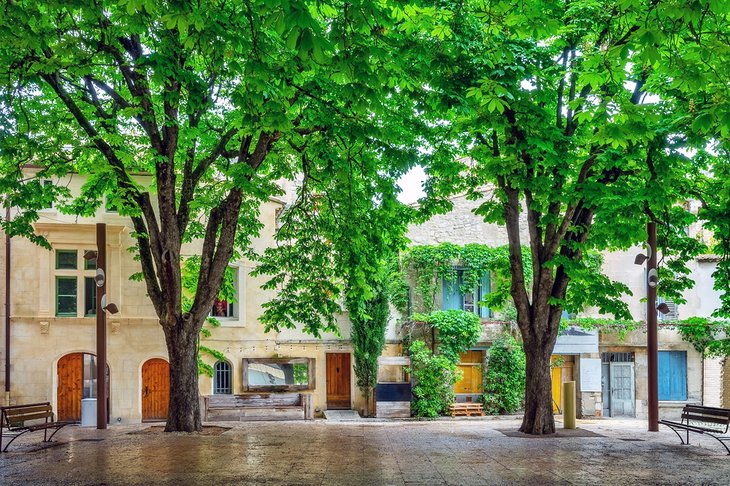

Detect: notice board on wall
[580,358,602,392]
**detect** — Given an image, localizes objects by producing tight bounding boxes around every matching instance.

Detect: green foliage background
[483,334,526,415]
[408,340,461,418]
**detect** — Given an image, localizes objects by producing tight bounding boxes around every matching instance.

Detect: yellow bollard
[563,381,576,430]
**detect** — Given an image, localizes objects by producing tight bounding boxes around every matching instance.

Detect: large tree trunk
[519,343,555,434]
[163,320,202,432]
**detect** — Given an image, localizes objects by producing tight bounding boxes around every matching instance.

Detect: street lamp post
[96,223,108,430]
[634,221,661,432]
[646,222,659,432]
[87,224,119,429]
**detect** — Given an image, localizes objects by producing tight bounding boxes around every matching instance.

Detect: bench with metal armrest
[659,404,730,455]
[1,402,74,452]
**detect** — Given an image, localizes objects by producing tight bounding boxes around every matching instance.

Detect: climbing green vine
[397,243,532,314]
[412,310,482,364]
[667,318,730,357]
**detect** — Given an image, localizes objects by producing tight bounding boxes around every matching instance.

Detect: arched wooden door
[57,353,83,421]
[142,358,170,421]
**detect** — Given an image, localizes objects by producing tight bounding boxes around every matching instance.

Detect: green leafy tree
[403,1,711,434]
[483,334,526,415]
[0,1,419,431]
[351,284,390,417]
[408,340,460,417]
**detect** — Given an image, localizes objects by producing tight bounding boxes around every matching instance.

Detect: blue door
[658,351,687,401]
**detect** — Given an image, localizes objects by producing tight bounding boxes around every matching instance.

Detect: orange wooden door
[326,353,351,409]
[142,359,170,421]
[57,353,84,421]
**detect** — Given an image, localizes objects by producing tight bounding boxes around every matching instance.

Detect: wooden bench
[449,402,484,417]
[1,402,73,452]
[659,405,730,455]
[203,393,313,422]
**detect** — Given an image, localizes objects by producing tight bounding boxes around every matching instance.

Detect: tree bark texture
[519,339,556,434]
[163,320,202,432]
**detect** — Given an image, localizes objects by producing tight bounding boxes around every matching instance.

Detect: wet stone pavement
[1,417,729,485]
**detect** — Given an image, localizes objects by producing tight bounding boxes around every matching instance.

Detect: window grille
[601,352,634,363]
[213,361,232,394]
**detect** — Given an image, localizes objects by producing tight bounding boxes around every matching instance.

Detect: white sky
[396,166,427,204]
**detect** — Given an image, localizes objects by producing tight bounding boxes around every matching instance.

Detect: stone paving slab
[1,418,729,485]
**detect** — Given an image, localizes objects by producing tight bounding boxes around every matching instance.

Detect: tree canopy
[0,0,427,431]
[398,0,729,434]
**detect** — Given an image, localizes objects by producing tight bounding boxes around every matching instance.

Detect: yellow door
[455,351,483,394]
[551,365,562,413]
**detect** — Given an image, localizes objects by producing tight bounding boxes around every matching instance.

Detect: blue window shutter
[479,273,492,318]
[442,277,461,310]
[658,351,687,401]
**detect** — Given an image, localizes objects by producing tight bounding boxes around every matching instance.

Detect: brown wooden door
[142,358,170,421]
[57,353,84,422]
[326,353,351,409]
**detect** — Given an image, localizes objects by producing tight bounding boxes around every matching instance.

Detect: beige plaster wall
[3,171,381,421]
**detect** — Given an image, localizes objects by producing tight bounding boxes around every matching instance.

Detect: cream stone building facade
[0,170,401,423]
[405,191,729,419]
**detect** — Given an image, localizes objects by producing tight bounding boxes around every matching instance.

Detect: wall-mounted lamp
[647,268,658,288]
[100,292,119,314]
[656,302,670,315]
[634,245,652,265]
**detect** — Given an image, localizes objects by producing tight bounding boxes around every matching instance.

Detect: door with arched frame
[57,352,110,422]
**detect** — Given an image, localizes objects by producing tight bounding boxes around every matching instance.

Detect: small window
[56,250,78,270]
[209,267,239,318]
[56,277,78,316]
[211,298,234,318]
[43,179,54,209]
[213,361,232,394]
[105,197,118,213]
[84,277,97,316]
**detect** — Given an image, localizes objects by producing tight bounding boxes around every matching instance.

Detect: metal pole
[647,221,659,432]
[96,223,108,429]
[4,206,11,405]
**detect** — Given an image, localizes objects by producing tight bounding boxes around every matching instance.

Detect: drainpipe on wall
[4,205,10,406]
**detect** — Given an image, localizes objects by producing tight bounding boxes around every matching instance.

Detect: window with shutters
[442,269,492,318]
[658,351,687,401]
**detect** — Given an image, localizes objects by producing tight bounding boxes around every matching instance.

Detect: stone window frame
[54,248,97,318]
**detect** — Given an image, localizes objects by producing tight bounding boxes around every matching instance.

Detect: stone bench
[203,393,313,422]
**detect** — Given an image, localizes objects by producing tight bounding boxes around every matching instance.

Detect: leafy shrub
[408,340,461,417]
[412,310,483,364]
[482,334,526,415]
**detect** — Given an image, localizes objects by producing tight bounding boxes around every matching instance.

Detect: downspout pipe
[4,205,10,405]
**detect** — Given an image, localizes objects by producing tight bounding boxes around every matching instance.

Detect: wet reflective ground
[1,418,729,485]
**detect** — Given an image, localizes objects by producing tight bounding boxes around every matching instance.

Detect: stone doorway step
[323,410,361,421]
